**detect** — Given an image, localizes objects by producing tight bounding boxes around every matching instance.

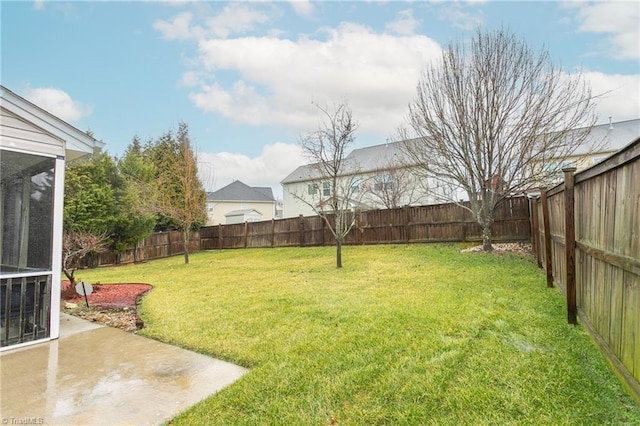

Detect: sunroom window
[1,150,55,273]
[1,149,56,347]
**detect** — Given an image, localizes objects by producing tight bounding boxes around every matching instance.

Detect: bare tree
[295,101,360,268]
[62,230,109,287]
[154,122,207,264]
[401,28,595,251]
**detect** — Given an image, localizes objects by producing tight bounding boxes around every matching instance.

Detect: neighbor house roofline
[281,118,640,184]
[207,180,275,202]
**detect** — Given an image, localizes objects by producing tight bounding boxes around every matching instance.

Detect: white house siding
[0,108,64,157]
[206,200,275,225]
[281,171,457,218]
[282,184,318,218]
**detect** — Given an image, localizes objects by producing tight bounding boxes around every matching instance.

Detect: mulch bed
[63,283,153,309]
[62,282,153,333]
[460,242,532,254]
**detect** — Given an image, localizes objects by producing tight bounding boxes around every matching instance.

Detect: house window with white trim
[374,173,393,191]
[322,182,331,197]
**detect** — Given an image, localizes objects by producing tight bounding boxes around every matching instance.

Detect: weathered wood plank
[621,271,639,379]
[576,241,640,276]
[541,190,554,287]
[563,165,578,325]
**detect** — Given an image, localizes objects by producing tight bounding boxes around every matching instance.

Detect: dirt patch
[62,282,152,333]
[460,242,532,255]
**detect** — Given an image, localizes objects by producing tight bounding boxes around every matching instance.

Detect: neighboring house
[1,85,103,351]
[281,140,457,218]
[543,118,640,180]
[206,180,276,225]
[281,118,640,218]
[225,208,263,224]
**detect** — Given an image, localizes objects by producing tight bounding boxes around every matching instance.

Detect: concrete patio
[1,314,248,425]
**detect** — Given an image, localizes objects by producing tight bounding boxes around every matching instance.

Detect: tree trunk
[183,229,190,264]
[336,239,342,268]
[63,269,76,287]
[482,224,493,251]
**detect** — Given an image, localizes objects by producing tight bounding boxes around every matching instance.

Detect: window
[1,150,56,273]
[1,151,56,346]
[544,161,572,181]
[322,182,331,197]
[374,173,393,191]
[308,183,318,195]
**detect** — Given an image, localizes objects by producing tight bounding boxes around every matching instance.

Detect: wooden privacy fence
[200,197,530,250]
[530,137,640,401]
[92,196,530,265]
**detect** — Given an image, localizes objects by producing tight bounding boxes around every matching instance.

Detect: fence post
[299,215,304,247]
[271,218,276,248]
[563,165,577,325]
[528,195,540,266]
[459,205,467,242]
[244,221,248,248]
[218,224,223,249]
[540,189,554,288]
[404,206,411,243]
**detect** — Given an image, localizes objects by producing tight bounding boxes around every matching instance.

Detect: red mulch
[62,282,153,309]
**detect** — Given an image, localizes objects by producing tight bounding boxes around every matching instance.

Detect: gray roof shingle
[281,119,640,184]
[207,180,275,202]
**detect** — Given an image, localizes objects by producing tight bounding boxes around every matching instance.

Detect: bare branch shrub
[62,230,109,287]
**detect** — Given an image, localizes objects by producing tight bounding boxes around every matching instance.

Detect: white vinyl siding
[0,108,64,158]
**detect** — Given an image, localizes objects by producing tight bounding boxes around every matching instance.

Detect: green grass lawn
[79,244,640,425]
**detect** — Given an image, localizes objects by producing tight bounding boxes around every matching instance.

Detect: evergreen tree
[113,136,157,261]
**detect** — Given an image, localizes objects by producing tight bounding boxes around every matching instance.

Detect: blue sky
[2,1,639,198]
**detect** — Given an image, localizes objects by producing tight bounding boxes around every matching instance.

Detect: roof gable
[281,140,413,184]
[207,180,275,202]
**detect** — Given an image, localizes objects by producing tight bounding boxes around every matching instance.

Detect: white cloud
[154,4,271,41]
[178,70,203,87]
[437,3,484,30]
[33,0,45,11]
[570,1,640,60]
[205,3,271,39]
[186,22,441,136]
[23,86,93,122]
[289,0,314,18]
[385,9,420,36]
[154,11,201,40]
[583,71,640,122]
[198,142,306,199]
